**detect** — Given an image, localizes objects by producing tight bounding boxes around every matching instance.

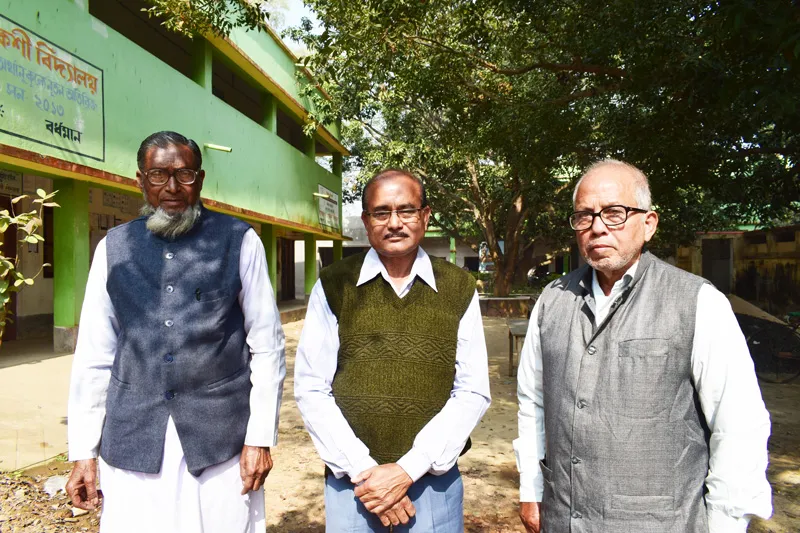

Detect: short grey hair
[572,159,652,210]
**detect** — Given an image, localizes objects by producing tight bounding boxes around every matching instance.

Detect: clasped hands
[352,463,416,527]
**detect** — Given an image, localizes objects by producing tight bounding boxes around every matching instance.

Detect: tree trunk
[492,261,516,297]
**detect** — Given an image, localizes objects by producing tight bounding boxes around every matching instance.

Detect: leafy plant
[0,189,58,346]
[142,0,270,38]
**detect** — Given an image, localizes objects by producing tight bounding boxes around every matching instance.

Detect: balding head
[362,169,427,212]
[573,159,651,210]
[571,158,659,285]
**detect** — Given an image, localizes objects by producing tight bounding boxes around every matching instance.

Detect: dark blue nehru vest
[101,208,252,476]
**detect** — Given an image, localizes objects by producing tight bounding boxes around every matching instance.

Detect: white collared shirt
[592,262,637,324]
[68,228,287,460]
[514,261,772,533]
[294,246,491,482]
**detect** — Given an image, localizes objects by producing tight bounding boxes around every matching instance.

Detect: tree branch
[533,84,622,107]
[731,147,797,157]
[407,34,626,78]
[418,169,481,214]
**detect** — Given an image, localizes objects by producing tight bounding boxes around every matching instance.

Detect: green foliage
[142,0,269,38]
[157,0,799,292]
[0,189,58,344]
[285,0,799,295]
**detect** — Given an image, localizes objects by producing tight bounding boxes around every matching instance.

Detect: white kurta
[68,228,286,533]
[514,261,773,532]
[294,247,492,482]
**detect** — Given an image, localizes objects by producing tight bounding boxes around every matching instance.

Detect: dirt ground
[1,317,799,532]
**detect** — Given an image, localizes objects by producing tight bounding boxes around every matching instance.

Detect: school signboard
[0,14,104,161]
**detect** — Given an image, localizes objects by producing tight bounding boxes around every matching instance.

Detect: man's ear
[135,170,144,192]
[421,206,432,231]
[643,210,659,242]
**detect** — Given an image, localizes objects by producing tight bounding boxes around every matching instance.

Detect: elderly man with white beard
[65,131,286,533]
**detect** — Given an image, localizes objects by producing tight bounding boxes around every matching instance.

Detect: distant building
[677,225,800,314]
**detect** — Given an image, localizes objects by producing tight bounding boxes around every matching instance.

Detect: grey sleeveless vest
[101,208,252,476]
[537,251,710,533]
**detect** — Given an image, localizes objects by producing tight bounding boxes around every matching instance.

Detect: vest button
[166,285,174,293]
[164,319,174,327]
[164,354,174,363]
[577,399,588,409]
[164,390,175,400]
[572,511,582,519]
[587,345,597,355]
[165,252,174,259]
[571,456,581,464]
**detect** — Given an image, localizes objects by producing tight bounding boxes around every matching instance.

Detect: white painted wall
[420,237,478,268]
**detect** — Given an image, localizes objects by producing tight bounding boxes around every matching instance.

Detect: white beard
[140,200,202,240]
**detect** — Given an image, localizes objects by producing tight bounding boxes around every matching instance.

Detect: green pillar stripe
[260,223,277,291]
[333,240,343,263]
[449,237,457,264]
[262,93,277,132]
[332,153,343,229]
[304,234,317,296]
[192,39,212,90]
[52,179,89,328]
[332,153,343,177]
[304,135,316,160]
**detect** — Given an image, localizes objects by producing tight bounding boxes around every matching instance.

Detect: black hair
[361,168,428,211]
[137,131,202,171]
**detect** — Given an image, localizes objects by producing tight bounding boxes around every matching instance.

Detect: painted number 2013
[34,95,65,117]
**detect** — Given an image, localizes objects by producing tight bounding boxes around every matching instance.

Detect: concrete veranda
[0,338,71,471]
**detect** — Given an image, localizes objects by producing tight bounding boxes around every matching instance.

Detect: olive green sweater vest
[320,251,476,464]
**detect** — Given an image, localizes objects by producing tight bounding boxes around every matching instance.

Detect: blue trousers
[324,466,464,532]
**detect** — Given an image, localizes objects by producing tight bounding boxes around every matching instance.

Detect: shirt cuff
[396,448,432,483]
[519,472,544,502]
[243,429,277,448]
[67,422,102,462]
[68,448,99,462]
[347,456,379,480]
[707,509,750,533]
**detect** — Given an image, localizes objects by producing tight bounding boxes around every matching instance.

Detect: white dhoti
[98,417,265,533]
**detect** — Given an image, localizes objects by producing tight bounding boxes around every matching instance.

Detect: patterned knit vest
[320,251,476,464]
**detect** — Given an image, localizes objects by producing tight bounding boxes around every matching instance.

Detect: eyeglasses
[144,168,198,186]
[569,205,648,231]
[365,208,424,223]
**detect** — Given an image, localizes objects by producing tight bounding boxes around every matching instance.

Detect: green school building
[0,0,347,351]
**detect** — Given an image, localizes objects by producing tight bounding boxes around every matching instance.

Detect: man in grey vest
[65,131,286,533]
[515,159,772,533]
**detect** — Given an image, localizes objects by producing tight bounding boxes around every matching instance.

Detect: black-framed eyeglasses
[569,205,648,231]
[144,168,198,186]
[365,208,424,223]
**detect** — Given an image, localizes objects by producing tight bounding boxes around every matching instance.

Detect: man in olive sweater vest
[296,169,491,532]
